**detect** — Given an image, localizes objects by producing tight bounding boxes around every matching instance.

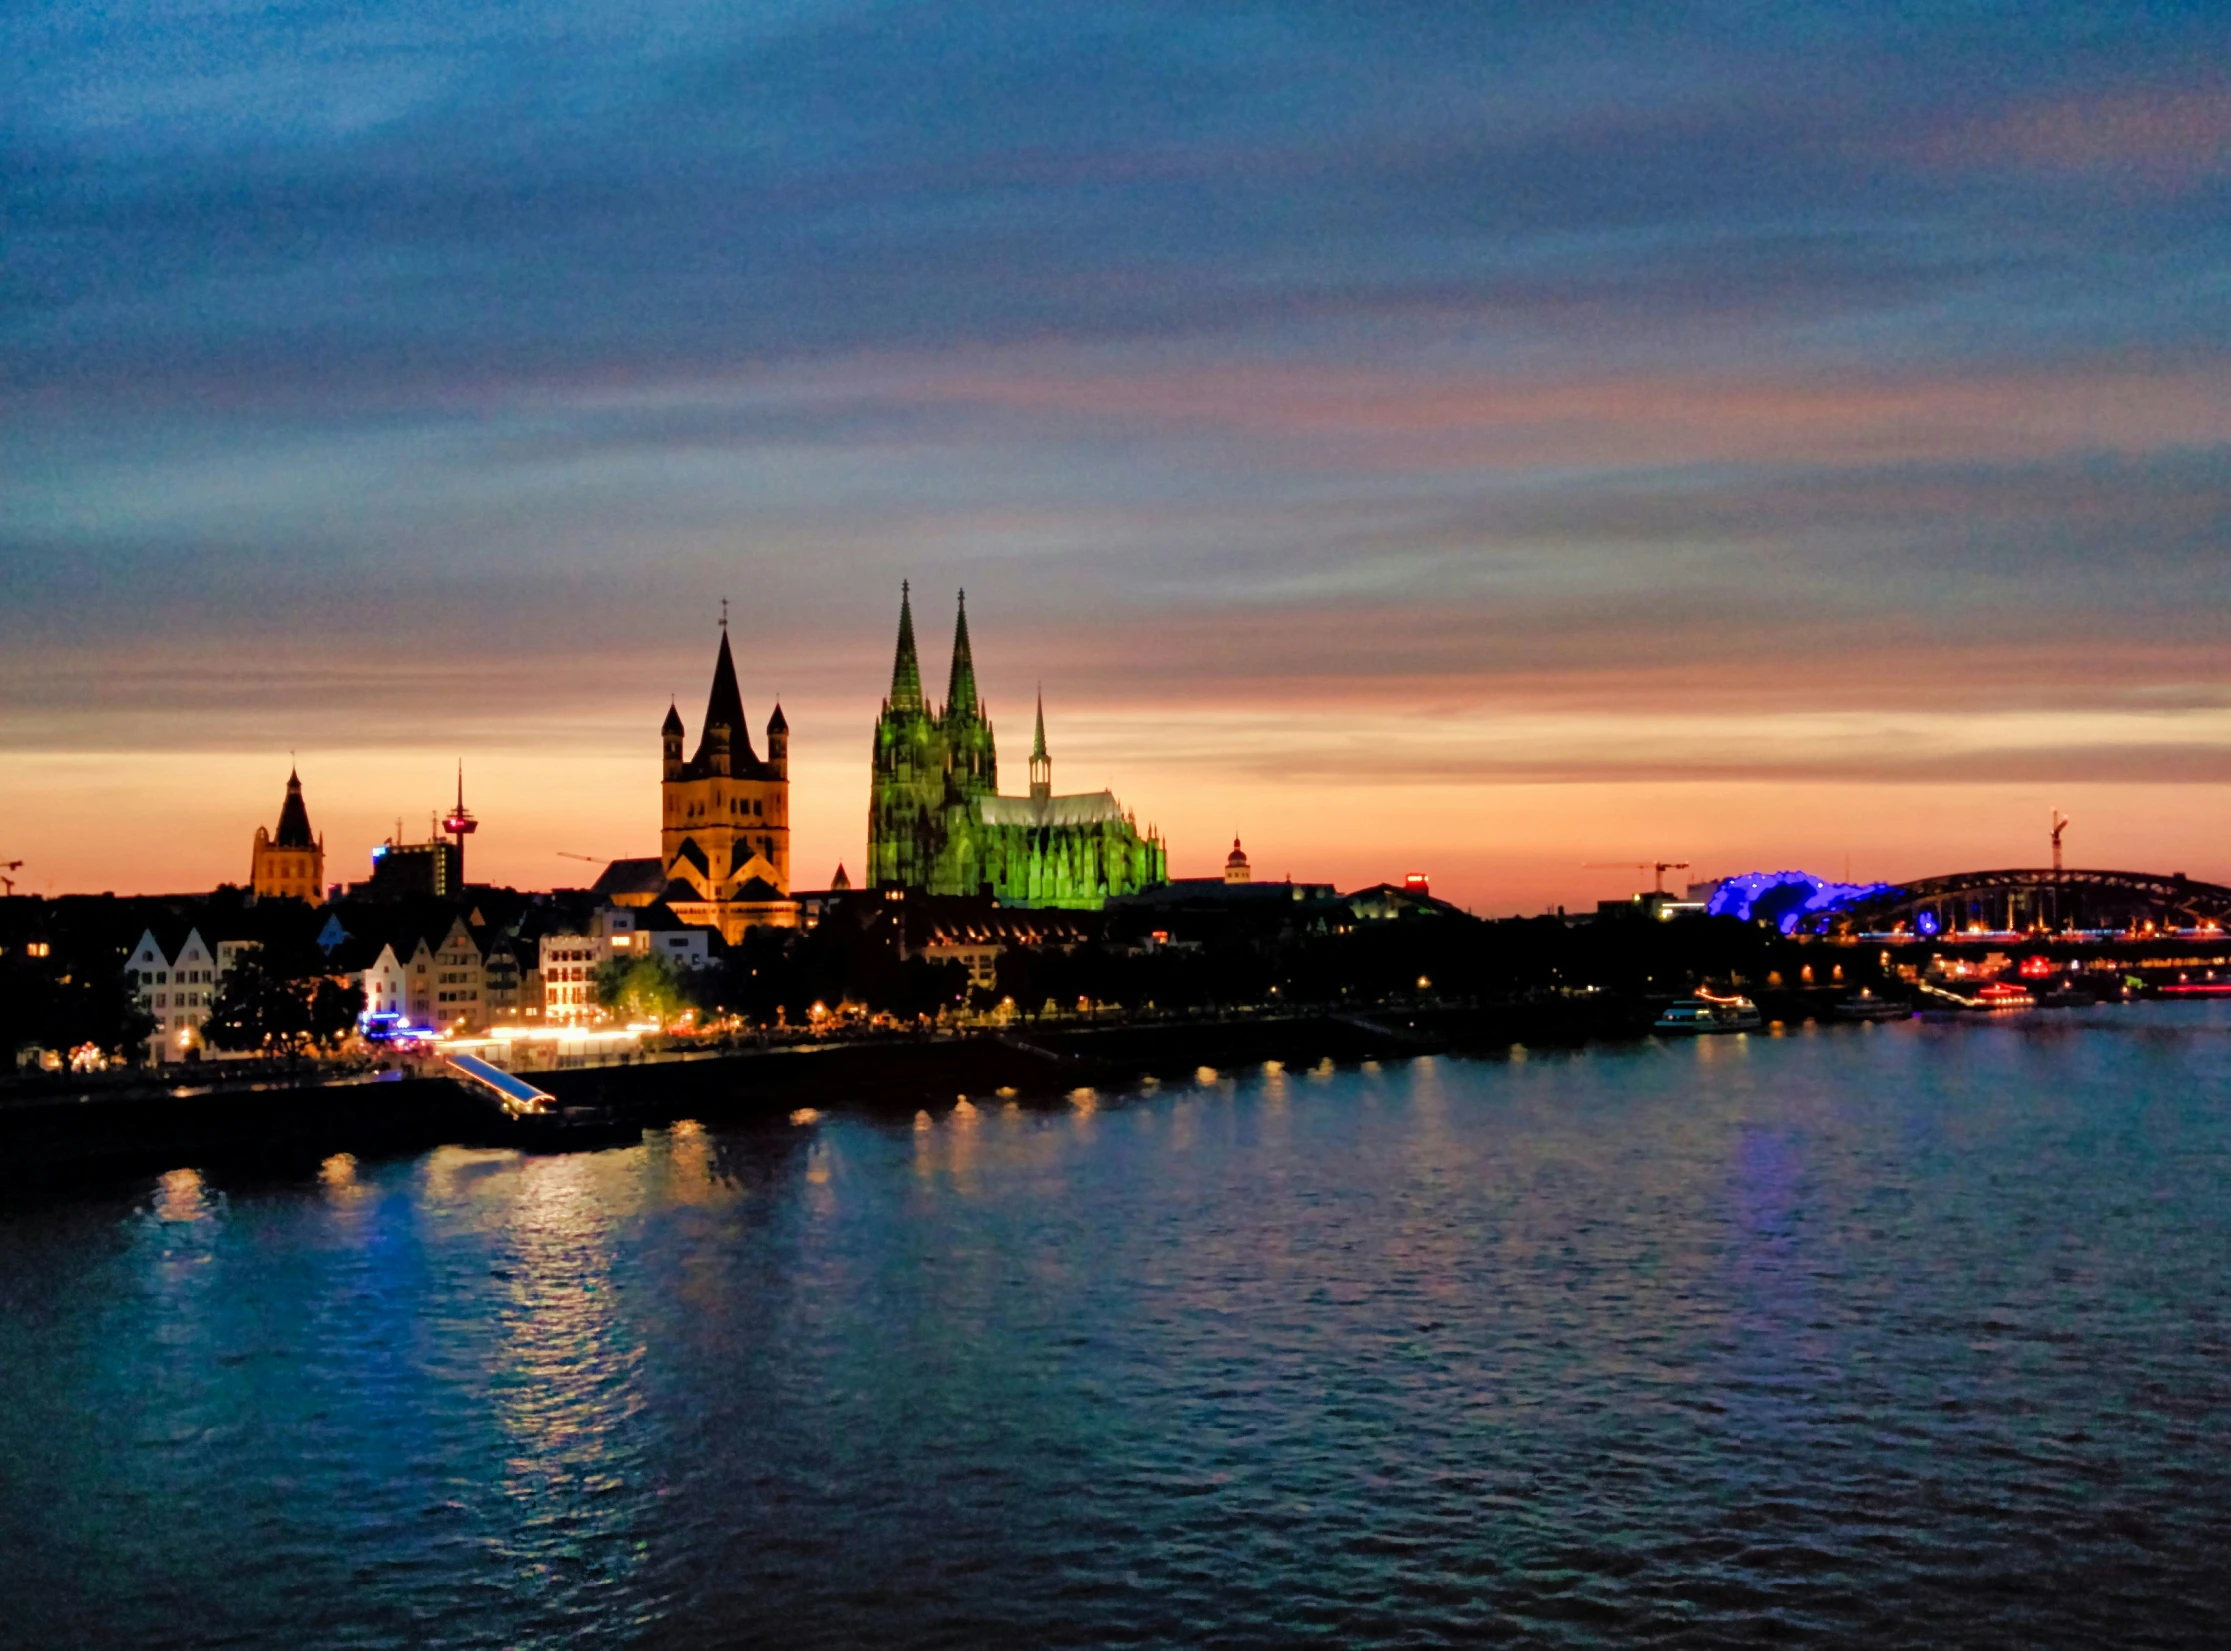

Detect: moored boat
[1834,989,1910,1022]
[1655,993,1764,1034]
[1918,980,2035,1014]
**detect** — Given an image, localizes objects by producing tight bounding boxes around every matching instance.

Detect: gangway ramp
[445,1052,555,1116]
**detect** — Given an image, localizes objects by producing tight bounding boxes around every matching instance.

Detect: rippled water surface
[5,1009,2231,1648]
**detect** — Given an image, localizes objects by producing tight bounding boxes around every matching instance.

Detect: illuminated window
[27,942,49,958]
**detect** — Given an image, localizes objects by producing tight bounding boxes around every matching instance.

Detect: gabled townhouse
[335,934,412,1026]
[482,934,531,1024]
[126,926,221,1063]
[428,916,488,1033]
[399,933,438,1028]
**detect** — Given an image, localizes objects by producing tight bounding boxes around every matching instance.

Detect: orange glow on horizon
[8,711,2228,916]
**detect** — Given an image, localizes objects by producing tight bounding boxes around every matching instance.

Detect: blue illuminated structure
[358,1011,430,1043]
[1711,866,2231,936]
[1702,871,1896,934]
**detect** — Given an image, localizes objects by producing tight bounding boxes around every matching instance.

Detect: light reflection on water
[2,1008,2230,1647]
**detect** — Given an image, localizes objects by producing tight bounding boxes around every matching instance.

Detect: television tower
[442,762,478,881]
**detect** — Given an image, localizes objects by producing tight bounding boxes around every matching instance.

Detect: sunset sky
[6,2,2228,911]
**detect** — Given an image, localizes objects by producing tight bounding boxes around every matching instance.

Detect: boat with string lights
[1918,980,2035,1014]
[1654,992,1764,1034]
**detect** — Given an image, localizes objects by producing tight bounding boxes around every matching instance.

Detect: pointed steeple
[946,589,978,720]
[1029,687,1052,803]
[888,582,924,713]
[693,625,758,772]
[274,767,315,849]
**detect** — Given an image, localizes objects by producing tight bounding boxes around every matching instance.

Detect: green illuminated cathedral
[868,586,1168,907]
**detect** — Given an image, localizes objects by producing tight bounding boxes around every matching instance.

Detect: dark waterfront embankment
[0,994,1691,1196]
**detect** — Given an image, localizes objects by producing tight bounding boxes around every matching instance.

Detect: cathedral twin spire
[889,581,925,713]
[886,582,984,727]
[946,590,979,719]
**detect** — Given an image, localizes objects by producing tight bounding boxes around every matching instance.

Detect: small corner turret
[661,700,685,779]
[767,702,789,780]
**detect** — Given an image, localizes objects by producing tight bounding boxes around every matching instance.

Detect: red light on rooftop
[1403,873,1430,894]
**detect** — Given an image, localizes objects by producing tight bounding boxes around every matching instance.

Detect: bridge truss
[1824,868,2231,936]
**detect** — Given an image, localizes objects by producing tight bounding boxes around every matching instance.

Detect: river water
[3,1008,2228,1649]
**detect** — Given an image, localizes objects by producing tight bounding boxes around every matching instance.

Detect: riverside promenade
[0,988,1845,1197]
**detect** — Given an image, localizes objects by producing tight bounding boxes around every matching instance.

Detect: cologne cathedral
[868,586,1167,908]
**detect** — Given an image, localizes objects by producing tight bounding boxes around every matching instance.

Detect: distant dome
[1224,837,1251,885]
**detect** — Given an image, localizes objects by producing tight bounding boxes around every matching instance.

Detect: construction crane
[2051,811,2069,874]
[1583,860,1691,895]
[0,860,21,897]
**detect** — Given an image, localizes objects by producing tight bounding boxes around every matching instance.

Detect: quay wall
[0,992,1852,1198]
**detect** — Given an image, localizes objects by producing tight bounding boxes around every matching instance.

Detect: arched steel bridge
[1823,868,2231,935]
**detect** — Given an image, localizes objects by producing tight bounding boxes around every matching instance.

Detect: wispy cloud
[5,0,2230,899]
[1919,80,2231,193]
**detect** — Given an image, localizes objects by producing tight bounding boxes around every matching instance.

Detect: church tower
[938,590,997,802]
[250,767,326,905]
[869,583,943,891]
[657,615,796,942]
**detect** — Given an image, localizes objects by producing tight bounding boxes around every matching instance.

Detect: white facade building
[353,942,412,1024]
[127,927,220,1063]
